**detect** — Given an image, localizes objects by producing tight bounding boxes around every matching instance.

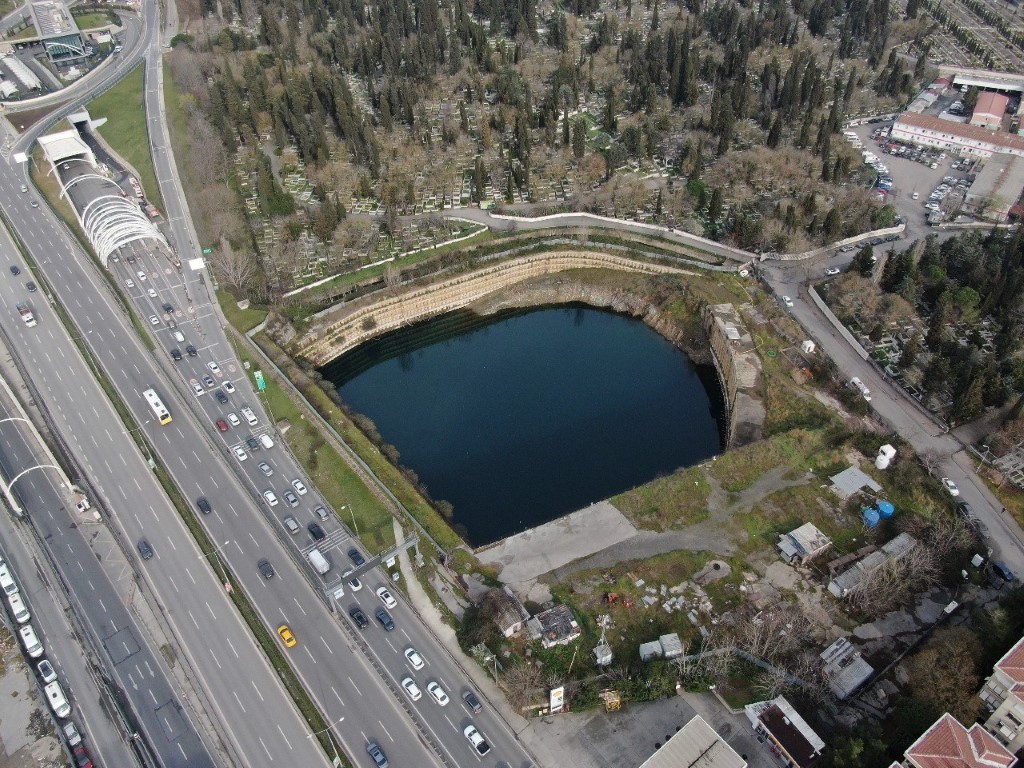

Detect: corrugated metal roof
[638,715,746,768]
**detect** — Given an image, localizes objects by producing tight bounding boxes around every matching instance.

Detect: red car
[216,418,229,432]
[73,746,94,768]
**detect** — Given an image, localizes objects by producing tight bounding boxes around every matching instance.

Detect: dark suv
[349,606,369,629]
[308,522,326,541]
[375,607,395,631]
[196,497,211,514]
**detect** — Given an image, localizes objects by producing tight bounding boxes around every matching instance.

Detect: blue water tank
[878,501,895,519]
[863,507,880,527]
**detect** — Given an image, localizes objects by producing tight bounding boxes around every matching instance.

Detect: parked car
[941,477,960,496]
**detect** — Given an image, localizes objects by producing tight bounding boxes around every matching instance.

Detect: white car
[404,647,425,670]
[941,477,960,496]
[912,191,919,199]
[226,412,241,427]
[263,489,279,506]
[427,681,449,706]
[191,381,204,395]
[782,295,794,308]
[207,361,221,374]
[377,586,397,609]
[125,278,135,289]
[233,445,248,462]
[401,676,422,701]
[37,659,57,683]
[149,315,160,326]
[291,478,308,496]
[147,288,157,298]
[825,267,840,276]
[464,725,491,756]
[136,270,147,282]
[223,381,236,394]
[342,568,363,592]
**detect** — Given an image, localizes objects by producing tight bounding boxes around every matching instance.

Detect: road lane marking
[319,635,333,654]
[257,737,271,760]
[210,649,221,669]
[276,724,292,750]
[167,576,179,593]
[348,677,361,696]
[331,686,344,706]
[233,690,246,712]
[293,597,307,616]
[250,680,264,701]
[205,601,216,620]
[184,567,195,585]
[225,637,238,658]
[378,721,393,742]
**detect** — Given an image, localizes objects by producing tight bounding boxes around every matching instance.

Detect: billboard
[549,686,564,714]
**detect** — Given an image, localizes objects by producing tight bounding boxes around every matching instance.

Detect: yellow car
[277,624,297,648]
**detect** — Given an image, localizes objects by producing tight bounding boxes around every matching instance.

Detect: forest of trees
[168,0,920,295]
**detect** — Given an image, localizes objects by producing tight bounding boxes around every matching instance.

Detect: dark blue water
[321,306,724,545]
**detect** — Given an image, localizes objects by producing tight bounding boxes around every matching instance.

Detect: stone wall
[292,250,687,367]
[703,304,765,447]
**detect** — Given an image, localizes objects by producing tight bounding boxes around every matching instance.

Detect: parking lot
[848,120,977,241]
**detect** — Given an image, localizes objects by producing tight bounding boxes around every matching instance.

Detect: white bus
[142,388,172,425]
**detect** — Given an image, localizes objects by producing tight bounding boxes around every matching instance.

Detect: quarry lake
[321,305,725,545]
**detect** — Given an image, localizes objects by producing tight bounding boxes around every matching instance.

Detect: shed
[527,604,581,649]
[659,633,683,659]
[829,466,882,499]
[639,640,663,662]
[777,523,832,565]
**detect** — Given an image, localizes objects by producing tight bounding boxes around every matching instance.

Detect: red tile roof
[995,636,1024,694]
[896,111,1024,152]
[905,714,1016,768]
[975,92,1010,119]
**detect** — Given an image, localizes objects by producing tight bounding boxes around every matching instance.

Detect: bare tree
[846,544,940,616]
[670,633,734,686]
[502,662,545,710]
[918,450,942,477]
[728,604,812,664]
[210,237,258,292]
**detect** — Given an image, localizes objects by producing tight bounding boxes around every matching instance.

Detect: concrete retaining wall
[295,250,687,367]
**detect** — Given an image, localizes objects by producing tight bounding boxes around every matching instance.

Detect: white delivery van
[19,624,43,658]
[7,592,30,624]
[44,681,71,718]
[241,406,258,426]
[307,548,331,576]
[0,564,18,596]
[850,377,872,401]
[259,434,275,449]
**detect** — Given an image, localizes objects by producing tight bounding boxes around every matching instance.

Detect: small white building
[777,523,832,565]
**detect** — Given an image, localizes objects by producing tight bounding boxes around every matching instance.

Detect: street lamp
[978,444,992,473]
[306,714,345,767]
[200,540,232,592]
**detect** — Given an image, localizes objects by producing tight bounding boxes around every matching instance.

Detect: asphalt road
[760,260,1024,577]
[0,165,331,767]
[0,380,138,768]
[0,318,208,766]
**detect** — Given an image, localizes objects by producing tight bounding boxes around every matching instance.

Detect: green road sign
[202,248,212,254]
[254,370,266,391]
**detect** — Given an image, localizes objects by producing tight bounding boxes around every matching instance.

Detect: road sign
[202,248,212,254]
[254,370,266,391]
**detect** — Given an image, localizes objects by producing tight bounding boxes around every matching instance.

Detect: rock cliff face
[470,276,713,366]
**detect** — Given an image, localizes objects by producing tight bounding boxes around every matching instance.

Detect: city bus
[142,389,172,425]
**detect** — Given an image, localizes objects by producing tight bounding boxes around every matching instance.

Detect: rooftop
[993,635,1024,695]
[638,715,747,768]
[904,713,1016,768]
[975,91,1010,118]
[897,111,1024,152]
[527,604,581,647]
[829,466,882,498]
[29,0,79,38]
[746,697,825,767]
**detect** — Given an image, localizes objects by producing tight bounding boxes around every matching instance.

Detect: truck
[16,302,36,327]
[307,548,331,576]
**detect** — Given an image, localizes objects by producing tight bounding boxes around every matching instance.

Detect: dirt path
[549,465,814,583]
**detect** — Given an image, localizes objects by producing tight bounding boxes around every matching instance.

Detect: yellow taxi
[277,624,297,648]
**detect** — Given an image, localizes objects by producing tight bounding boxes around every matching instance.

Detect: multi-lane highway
[0,158,331,768]
[0,366,138,768]
[0,36,535,768]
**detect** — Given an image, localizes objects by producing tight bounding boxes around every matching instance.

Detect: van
[18,624,43,658]
[259,434,275,449]
[241,406,258,426]
[8,592,30,624]
[307,548,331,576]
[172,330,185,343]
[849,377,872,402]
[0,564,18,596]
[283,515,300,535]
[44,681,71,718]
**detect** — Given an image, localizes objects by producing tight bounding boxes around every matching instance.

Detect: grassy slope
[88,63,164,212]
